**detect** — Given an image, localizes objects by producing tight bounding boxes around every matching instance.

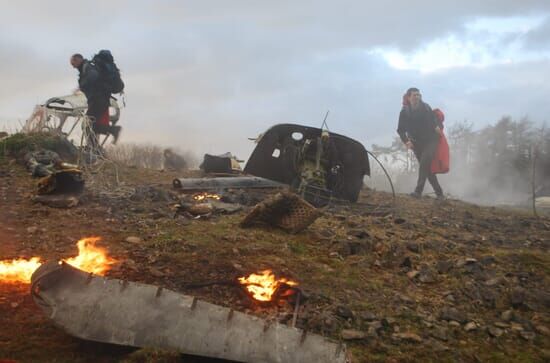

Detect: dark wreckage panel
[244,124,370,206]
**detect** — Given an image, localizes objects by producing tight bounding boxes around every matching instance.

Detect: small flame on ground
[238,270,297,302]
[0,236,116,284]
[192,192,221,202]
[65,237,117,275]
[0,257,42,283]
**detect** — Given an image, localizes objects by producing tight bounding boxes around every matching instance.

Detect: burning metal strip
[173,176,285,190]
[31,262,350,363]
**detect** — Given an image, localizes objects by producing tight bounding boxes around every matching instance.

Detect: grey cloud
[523,17,550,50]
[1,1,550,159]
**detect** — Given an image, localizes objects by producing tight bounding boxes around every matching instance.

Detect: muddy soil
[0,158,549,363]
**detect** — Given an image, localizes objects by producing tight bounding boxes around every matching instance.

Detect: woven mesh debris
[240,191,321,233]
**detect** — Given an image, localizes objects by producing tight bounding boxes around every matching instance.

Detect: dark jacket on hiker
[77,61,109,122]
[397,102,441,146]
[77,61,103,97]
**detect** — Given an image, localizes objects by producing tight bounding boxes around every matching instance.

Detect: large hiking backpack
[92,50,125,94]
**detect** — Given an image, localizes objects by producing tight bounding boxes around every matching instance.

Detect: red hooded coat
[431,108,450,174]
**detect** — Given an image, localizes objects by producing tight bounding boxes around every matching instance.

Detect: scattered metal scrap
[25,150,62,177]
[31,194,80,208]
[240,191,322,234]
[24,150,84,195]
[31,262,350,363]
[23,93,120,136]
[174,200,243,219]
[200,152,243,174]
[173,176,285,191]
[22,149,85,208]
[36,168,84,195]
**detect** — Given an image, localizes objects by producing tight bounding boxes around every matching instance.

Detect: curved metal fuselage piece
[31,262,349,363]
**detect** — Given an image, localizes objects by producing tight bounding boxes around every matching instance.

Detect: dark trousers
[413,138,443,196]
[85,93,120,147]
[86,94,110,133]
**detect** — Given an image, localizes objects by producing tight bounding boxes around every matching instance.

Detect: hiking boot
[111,126,121,145]
[436,193,445,201]
[409,191,422,199]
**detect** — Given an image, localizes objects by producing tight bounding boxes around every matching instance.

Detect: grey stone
[125,236,142,244]
[392,332,423,343]
[337,240,371,256]
[510,287,526,308]
[368,321,383,331]
[439,307,467,324]
[358,311,377,321]
[535,325,550,336]
[335,305,354,320]
[480,256,496,266]
[399,294,414,304]
[479,287,497,308]
[32,194,79,208]
[347,229,370,239]
[500,310,514,322]
[485,276,505,286]
[341,329,367,340]
[406,242,420,253]
[418,267,437,283]
[430,326,448,341]
[400,256,412,269]
[487,326,503,337]
[530,289,550,309]
[367,326,379,337]
[519,331,536,340]
[27,226,38,233]
[381,317,396,327]
[436,260,453,274]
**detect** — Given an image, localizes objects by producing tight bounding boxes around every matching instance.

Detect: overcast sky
[1,1,550,160]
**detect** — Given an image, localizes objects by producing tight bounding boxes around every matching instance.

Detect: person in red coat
[397,87,444,199]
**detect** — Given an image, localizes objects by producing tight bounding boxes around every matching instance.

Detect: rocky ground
[0,155,549,363]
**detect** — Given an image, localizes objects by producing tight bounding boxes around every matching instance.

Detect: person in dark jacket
[397,87,444,199]
[70,53,121,145]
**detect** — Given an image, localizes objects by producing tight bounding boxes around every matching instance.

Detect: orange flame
[0,236,116,284]
[193,192,221,202]
[64,237,117,275]
[238,270,297,302]
[0,257,42,283]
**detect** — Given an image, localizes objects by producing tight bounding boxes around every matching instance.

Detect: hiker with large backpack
[70,51,123,146]
[397,87,445,199]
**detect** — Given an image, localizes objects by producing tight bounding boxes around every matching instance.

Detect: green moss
[289,241,308,255]
[0,132,77,160]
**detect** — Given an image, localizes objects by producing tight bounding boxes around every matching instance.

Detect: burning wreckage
[174,123,370,208]
[1,238,350,362]
[2,124,369,362]
[173,124,370,232]
[30,262,350,363]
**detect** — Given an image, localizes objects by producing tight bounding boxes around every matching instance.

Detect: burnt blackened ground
[0,157,549,363]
